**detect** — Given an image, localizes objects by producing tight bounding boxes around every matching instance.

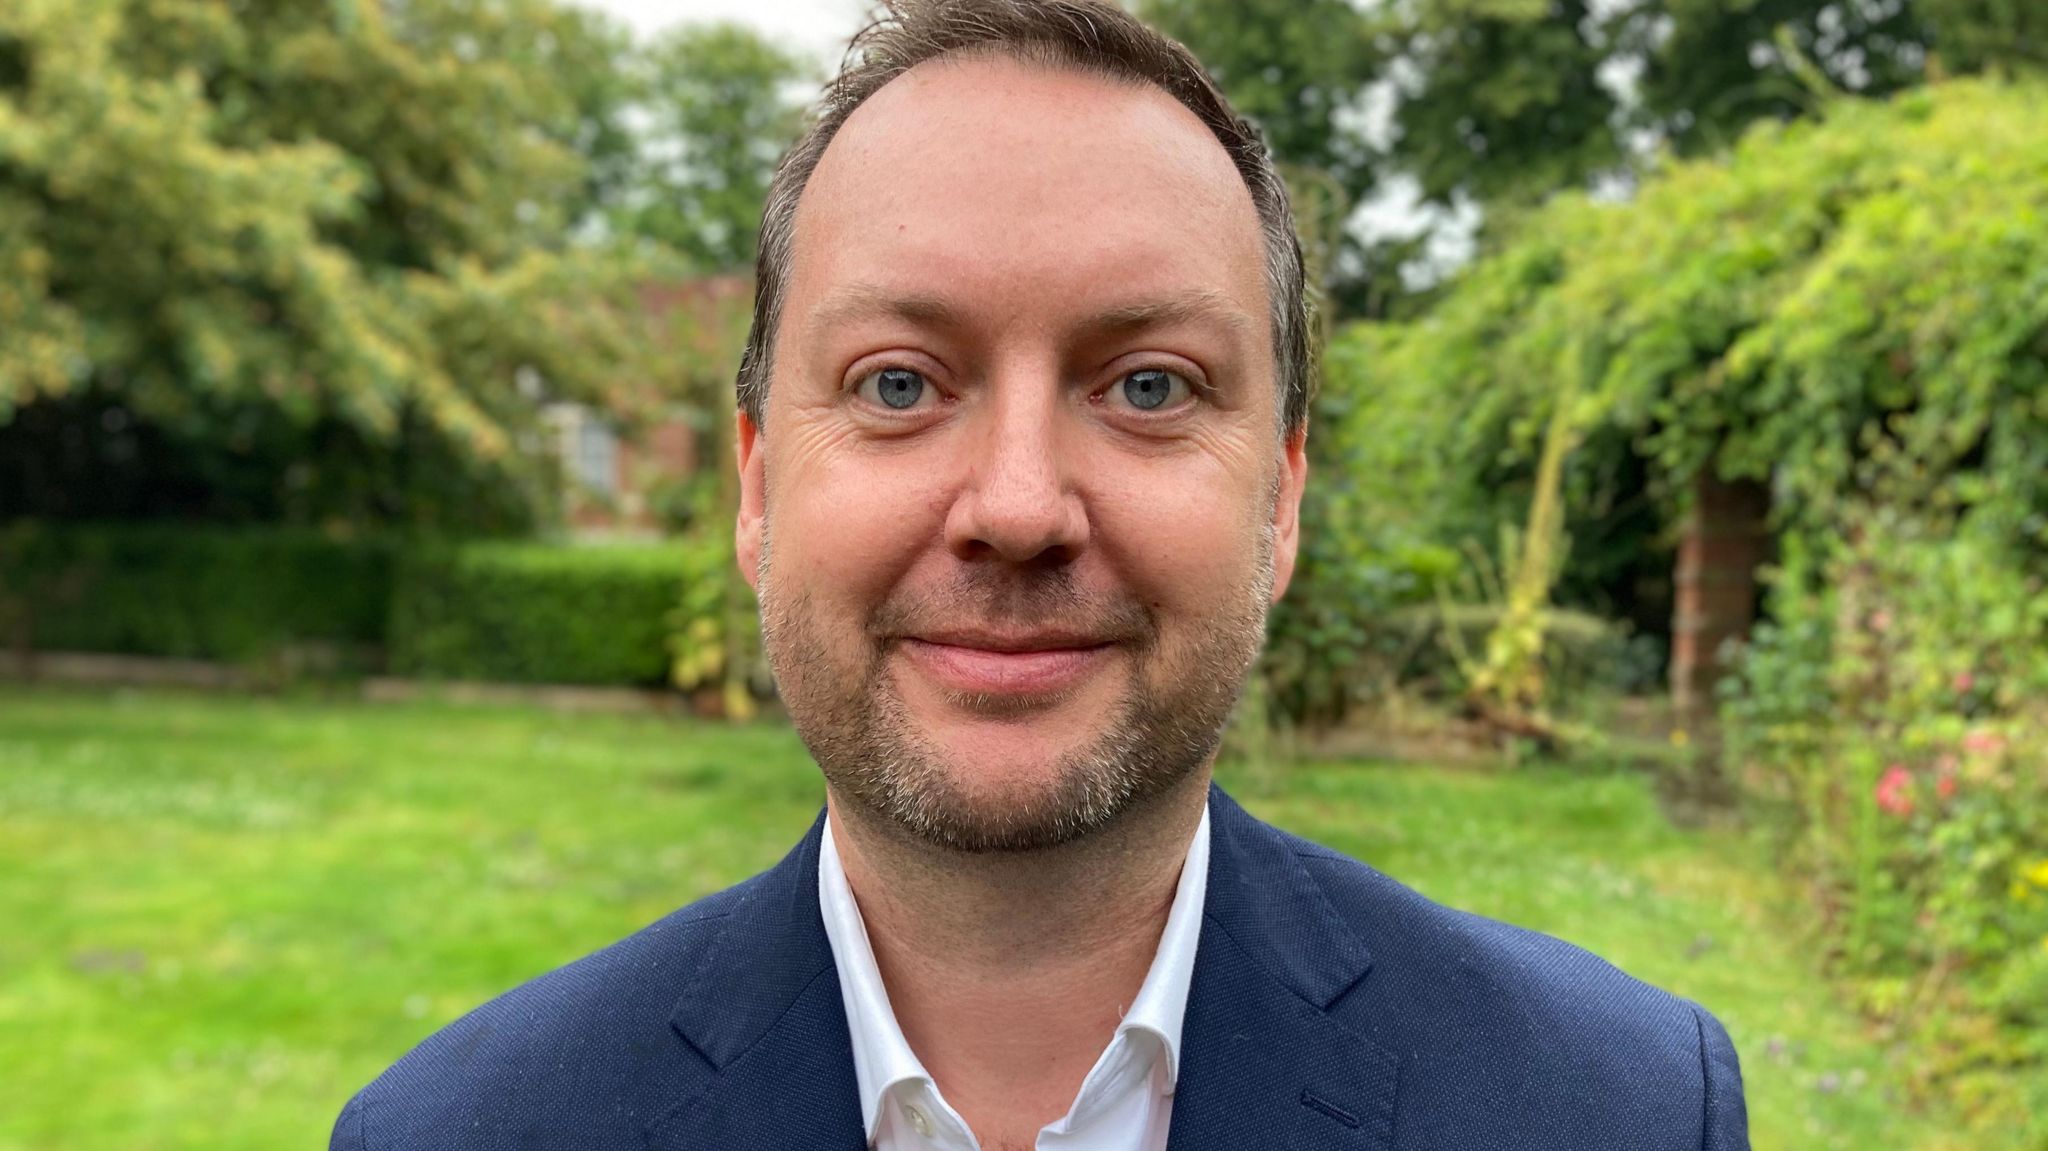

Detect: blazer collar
[648,809,867,1150]
[1166,787,1401,1150]
[649,786,1401,1151]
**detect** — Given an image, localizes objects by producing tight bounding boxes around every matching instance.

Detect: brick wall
[1670,472,1771,718]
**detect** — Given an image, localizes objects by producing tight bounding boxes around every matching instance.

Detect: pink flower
[1963,729,2008,756]
[1875,765,1915,817]
[1953,671,1976,694]
[1937,775,1957,800]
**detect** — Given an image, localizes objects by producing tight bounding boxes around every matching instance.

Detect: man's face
[737,55,1307,852]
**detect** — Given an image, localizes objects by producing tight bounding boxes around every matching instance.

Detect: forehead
[786,53,1268,344]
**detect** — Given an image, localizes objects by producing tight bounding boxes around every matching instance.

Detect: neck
[827,771,1210,1138]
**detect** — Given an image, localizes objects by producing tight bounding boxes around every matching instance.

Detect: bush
[0,521,392,668]
[388,540,687,686]
[1261,528,1457,728]
[1398,601,1662,704]
[1722,509,2048,1137]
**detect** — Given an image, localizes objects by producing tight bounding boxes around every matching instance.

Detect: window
[545,403,619,497]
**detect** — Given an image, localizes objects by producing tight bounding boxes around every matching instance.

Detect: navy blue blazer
[333,785,1748,1150]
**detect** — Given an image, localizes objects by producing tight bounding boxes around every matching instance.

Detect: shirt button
[906,1103,933,1138]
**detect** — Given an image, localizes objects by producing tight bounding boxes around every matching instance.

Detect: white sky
[572,0,871,67]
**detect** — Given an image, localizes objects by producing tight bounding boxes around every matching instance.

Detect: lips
[896,633,1115,697]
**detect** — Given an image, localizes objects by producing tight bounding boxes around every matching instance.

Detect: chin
[846,701,1174,853]
[922,725,1105,794]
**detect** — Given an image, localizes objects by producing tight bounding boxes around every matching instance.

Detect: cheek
[1086,452,1270,614]
[764,431,950,613]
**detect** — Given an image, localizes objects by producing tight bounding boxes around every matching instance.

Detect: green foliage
[1339,89,2048,1122]
[1376,0,1620,209]
[1723,511,2048,1138]
[622,22,809,271]
[665,527,734,694]
[0,521,392,667]
[0,524,737,688]
[1420,600,1657,702]
[1628,0,1927,158]
[388,540,688,686]
[1916,0,2048,75]
[1148,0,2039,310]
[1393,0,2043,206]
[1261,518,1456,730]
[1457,339,1584,728]
[1334,77,2048,563]
[0,0,667,529]
[1634,0,2046,161]
[1260,338,1460,728]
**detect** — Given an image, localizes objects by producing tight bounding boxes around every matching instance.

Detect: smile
[896,635,1116,697]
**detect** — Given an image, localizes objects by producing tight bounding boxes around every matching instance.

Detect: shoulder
[329,876,758,1151]
[1279,826,1748,1149]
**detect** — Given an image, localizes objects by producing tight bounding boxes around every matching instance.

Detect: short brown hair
[735,0,1311,432]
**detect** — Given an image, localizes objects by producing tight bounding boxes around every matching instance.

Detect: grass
[0,684,1994,1150]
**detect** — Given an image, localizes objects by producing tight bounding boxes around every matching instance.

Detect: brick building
[547,276,751,536]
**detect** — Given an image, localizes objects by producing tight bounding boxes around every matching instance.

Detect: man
[333,1,1749,1147]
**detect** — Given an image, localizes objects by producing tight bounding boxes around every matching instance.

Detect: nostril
[949,486,1087,565]
[959,538,1080,572]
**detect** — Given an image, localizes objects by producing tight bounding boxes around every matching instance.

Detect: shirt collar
[818,805,1212,1144]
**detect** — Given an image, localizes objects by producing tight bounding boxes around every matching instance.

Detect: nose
[944,373,1088,565]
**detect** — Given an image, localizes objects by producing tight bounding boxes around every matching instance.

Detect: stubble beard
[756,513,1276,855]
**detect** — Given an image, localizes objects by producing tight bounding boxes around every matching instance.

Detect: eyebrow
[808,285,966,333]
[807,284,1257,341]
[1081,289,1256,340]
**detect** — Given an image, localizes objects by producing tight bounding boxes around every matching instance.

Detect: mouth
[895,631,1117,698]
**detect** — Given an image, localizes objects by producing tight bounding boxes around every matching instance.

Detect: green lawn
[0,685,1986,1150]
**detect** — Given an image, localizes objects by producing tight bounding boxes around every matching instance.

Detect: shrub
[1722,509,2048,1136]
[1261,527,1457,729]
[1402,601,1660,703]
[388,540,688,686]
[0,521,392,668]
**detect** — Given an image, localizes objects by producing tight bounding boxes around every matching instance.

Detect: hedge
[0,524,694,687]
[386,540,686,686]
[0,522,393,666]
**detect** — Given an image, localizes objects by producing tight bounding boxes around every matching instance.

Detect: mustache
[866,567,1156,647]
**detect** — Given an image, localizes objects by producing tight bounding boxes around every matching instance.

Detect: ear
[1267,424,1309,604]
[734,408,765,593]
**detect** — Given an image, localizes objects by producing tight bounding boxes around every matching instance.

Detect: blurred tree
[1916,0,2048,74]
[620,22,809,271]
[0,0,666,530]
[1145,0,2040,314]
[1140,0,1382,202]
[1377,0,1619,210]
[1386,0,2042,202]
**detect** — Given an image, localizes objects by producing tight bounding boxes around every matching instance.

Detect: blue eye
[856,367,930,410]
[1112,368,1190,412]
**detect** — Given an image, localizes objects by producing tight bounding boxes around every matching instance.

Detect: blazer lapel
[1165,787,1403,1151]
[644,811,867,1151]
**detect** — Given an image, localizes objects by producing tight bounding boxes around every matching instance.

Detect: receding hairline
[810,43,1265,216]
[782,51,1274,343]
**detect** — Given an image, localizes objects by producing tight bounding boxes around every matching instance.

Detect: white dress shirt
[818,807,1211,1151]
